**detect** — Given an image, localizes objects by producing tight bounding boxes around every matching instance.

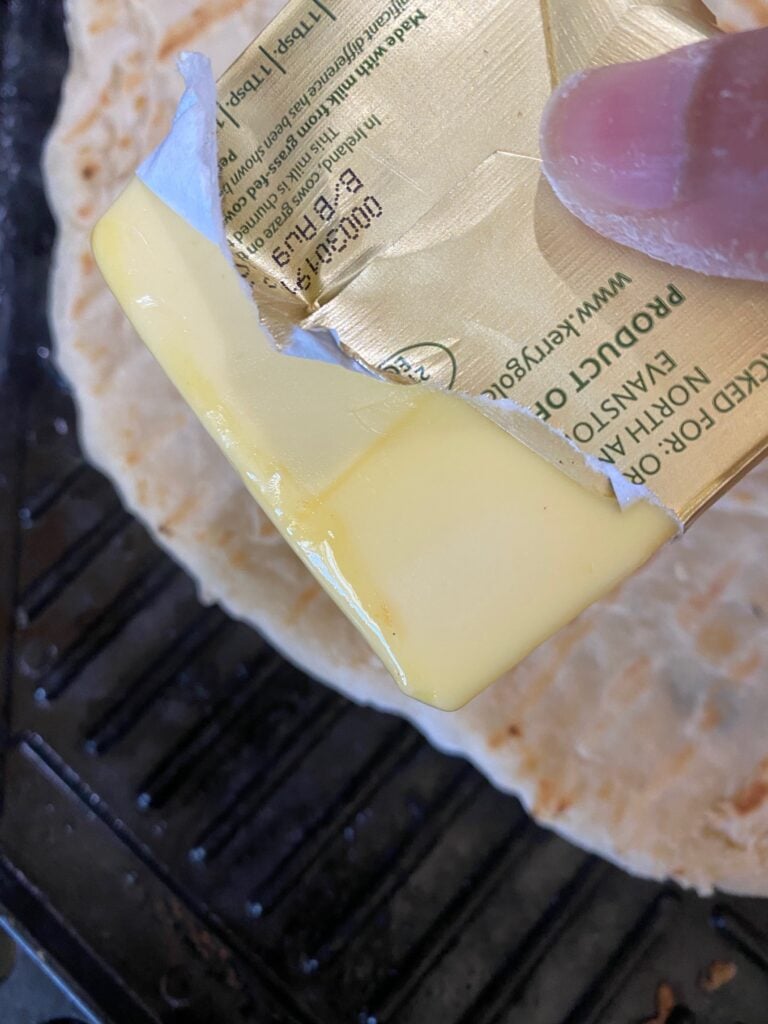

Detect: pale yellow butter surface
[94,180,675,710]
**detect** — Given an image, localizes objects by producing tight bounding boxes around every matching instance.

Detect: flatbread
[46,0,768,896]
[703,0,768,28]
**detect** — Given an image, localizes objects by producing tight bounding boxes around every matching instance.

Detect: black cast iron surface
[1,2,768,1022]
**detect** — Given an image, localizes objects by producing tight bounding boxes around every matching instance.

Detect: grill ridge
[35,556,180,703]
[372,813,535,1021]
[561,891,680,1024]
[19,732,323,1024]
[713,904,768,972]
[190,690,351,864]
[84,607,230,756]
[135,649,306,812]
[0,852,160,1024]
[245,726,422,914]
[455,856,610,1024]
[22,461,86,524]
[305,768,484,962]
[19,506,132,622]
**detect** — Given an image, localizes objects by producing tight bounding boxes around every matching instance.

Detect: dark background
[2,1,768,1021]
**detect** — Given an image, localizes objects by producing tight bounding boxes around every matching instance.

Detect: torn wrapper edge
[136,53,681,530]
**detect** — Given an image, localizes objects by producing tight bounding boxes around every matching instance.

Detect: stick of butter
[94,0,768,709]
[93,180,675,710]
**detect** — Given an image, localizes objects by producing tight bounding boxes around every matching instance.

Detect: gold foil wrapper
[216,0,767,525]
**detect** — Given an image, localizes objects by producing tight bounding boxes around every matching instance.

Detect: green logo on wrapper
[381,343,458,390]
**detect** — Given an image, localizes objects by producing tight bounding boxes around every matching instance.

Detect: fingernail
[541,44,713,213]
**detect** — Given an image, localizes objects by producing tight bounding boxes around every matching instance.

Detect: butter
[94,179,675,710]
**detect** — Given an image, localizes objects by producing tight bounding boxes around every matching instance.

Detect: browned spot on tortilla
[118,136,133,150]
[90,377,112,398]
[80,161,99,182]
[77,204,93,221]
[81,251,95,276]
[135,95,148,114]
[137,479,148,505]
[259,518,279,539]
[345,642,374,670]
[697,621,738,661]
[123,71,144,92]
[159,495,200,535]
[88,13,118,34]
[699,699,722,732]
[63,105,101,142]
[517,618,594,716]
[679,564,739,629]
[228,546,255,571]
[520,747,539,777]
[732,648,762,681]
[643,982,677,1024]
[288,583,322,625]
[534,781,573,819]
[732,778,768,815]
[158,0,253,61]
[487,721,523,750]
[533,778,556,817]
[610,656,652,705]
[642,745,694,802]
[124,451,141,468]
[64,84,113,143]
[700,960,738,993]
[729,756,768,815]
[71,293,94,320]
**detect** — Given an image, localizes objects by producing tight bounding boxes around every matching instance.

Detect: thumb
[541,27,768,282]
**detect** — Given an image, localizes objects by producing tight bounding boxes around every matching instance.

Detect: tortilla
[46,0,768,896]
